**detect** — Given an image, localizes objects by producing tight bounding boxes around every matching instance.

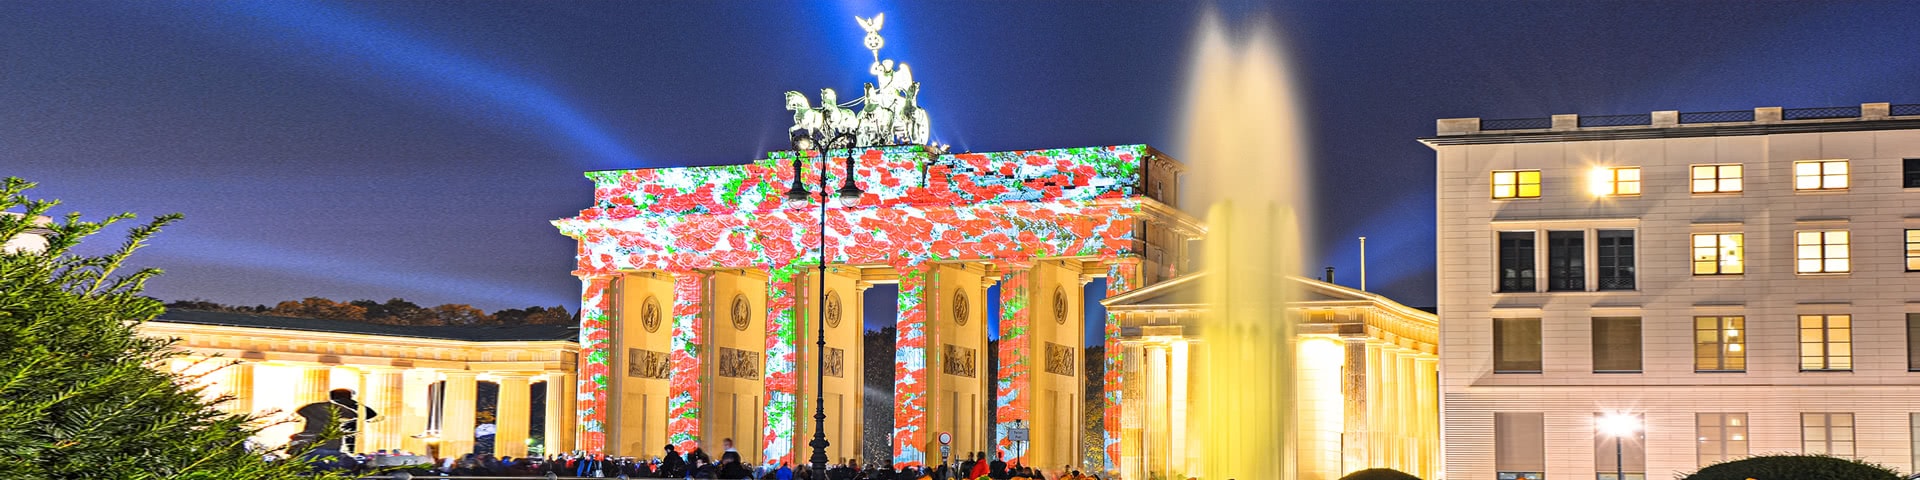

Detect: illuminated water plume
[1183,11,1308,480]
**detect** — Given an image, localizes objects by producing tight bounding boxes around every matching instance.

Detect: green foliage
[1683,453,1902,480]
[0,177,342,480]
[1339,468,1422,480]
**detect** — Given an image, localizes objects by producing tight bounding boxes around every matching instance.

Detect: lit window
[1692,233,1744,275]
[1799,314,1852,371]
[1907,229,1920,272]
[1691,164,1744,193]
[1695,316,1745,372]
[1493,170,1541,199]
[1697,413,1749,467]
[1591,166,1641,196]
[1795,230,1850,274]
[1794,160,1849,191]
[1802,413,1855,456]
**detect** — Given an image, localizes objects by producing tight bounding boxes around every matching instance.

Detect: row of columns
[1120,335,1440,480]
[575,256,1142,471]
[179,359,572,459]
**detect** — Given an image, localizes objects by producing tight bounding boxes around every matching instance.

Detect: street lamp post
[1598,413,1641,480]
[785,130,863,480]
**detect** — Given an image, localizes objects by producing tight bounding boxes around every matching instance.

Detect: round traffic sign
[939,432,952,445]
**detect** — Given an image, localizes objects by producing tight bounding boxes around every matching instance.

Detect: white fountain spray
[1182,11,1310,480]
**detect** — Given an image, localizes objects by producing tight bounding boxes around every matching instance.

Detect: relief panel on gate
[629,348,670,379]
[943,344,977,378]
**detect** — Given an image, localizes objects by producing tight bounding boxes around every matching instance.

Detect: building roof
[151,309,578,342]
[1102,272,1436,322]
[1419,102,1920,147]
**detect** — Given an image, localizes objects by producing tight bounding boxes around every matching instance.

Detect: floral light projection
[761,266,802,466]
[993,265,1032,461]
[1102,258,1141,472]
[892,263,932,466]
[575,275,615,453]
[556,144,1157,465]
[667,273,705,450]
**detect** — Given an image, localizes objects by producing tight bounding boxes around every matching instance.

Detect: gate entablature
[555,144,1191,273]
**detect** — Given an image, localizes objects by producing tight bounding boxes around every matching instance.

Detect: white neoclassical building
[142,310,578,459]
[1428,102,1920,480]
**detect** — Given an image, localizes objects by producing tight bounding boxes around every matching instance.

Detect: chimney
[1324,266,1335,284]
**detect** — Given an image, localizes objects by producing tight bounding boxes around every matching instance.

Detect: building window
[1496,412,1546,480]
[1494,318,1543,373]
[1596,230,1635,290]
[1592,317,1642,373]
[1692,233,1745,275]
[1499,232,1536,292]
[1697,413,1749,467]
[1493,170,1542,199]
[1794,160,1849,191]
[1801,413,1855,456]
[1594,413,1645,480]
[1795,230,1851,274]
[1547,231,1585,291]
[1909,314,1920,371]
[1691,164,1744,193]
[1592,166,1641,196]
[1799,314,1852,371]
[1907,229,1920,272]
[1695,316,1745,372]
[1905,159,1920,188]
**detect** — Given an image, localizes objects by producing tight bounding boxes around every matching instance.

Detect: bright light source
[1598,412,1642,438]
[1590,167,1614,196]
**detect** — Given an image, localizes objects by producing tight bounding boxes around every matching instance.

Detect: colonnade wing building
[1427,103,1920,480]
[551,144,1196,469]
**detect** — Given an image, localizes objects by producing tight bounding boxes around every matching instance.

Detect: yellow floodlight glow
[1590,167,1613,197]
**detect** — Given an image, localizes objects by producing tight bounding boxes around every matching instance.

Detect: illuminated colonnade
[1105,274,1441,480]
[143,312,578,458]
[556,144,1199,472]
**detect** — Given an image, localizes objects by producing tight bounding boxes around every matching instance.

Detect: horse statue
[857,82,895,146]
[784,90,824,137]
[895,83,931,146]
[819,88,859,140]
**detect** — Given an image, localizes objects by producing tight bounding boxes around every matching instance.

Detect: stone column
[1143,344,1169,479]
[1415,357,1438,479]
[400,369,435,455]
[1341,337,1369,475]
[221,362,255,416]
[762,265,803,467]
[1168,340,1191,476]
[574,274,618,454]
[1100,255,1142,476]
[294,365,332,405]
[1382,343,1397,466]
[1119,343,1145,480]
[891,261,933,467]
[992,262,1033,463]
[441,372,480,457]
[1396,353,1417,472]
[495,375,532,457]
[666,270,708,451]
[544,374,575,456]
[363,368,406,453]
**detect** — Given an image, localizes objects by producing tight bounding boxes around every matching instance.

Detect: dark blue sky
[7,1,1918,323]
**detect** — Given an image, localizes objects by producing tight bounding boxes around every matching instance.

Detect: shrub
[1683,453,1901,480]
[0,177,344,479]
[1339,468,1422,480]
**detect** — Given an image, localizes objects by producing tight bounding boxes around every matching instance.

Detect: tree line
[163,297,575,326]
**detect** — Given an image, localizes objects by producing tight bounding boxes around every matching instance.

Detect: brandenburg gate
[553,140,1193,469]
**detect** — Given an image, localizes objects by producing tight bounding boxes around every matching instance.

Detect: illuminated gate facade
[553,144,1196,470]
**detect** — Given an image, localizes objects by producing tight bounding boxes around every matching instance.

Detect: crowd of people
[291,388,1103,479]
